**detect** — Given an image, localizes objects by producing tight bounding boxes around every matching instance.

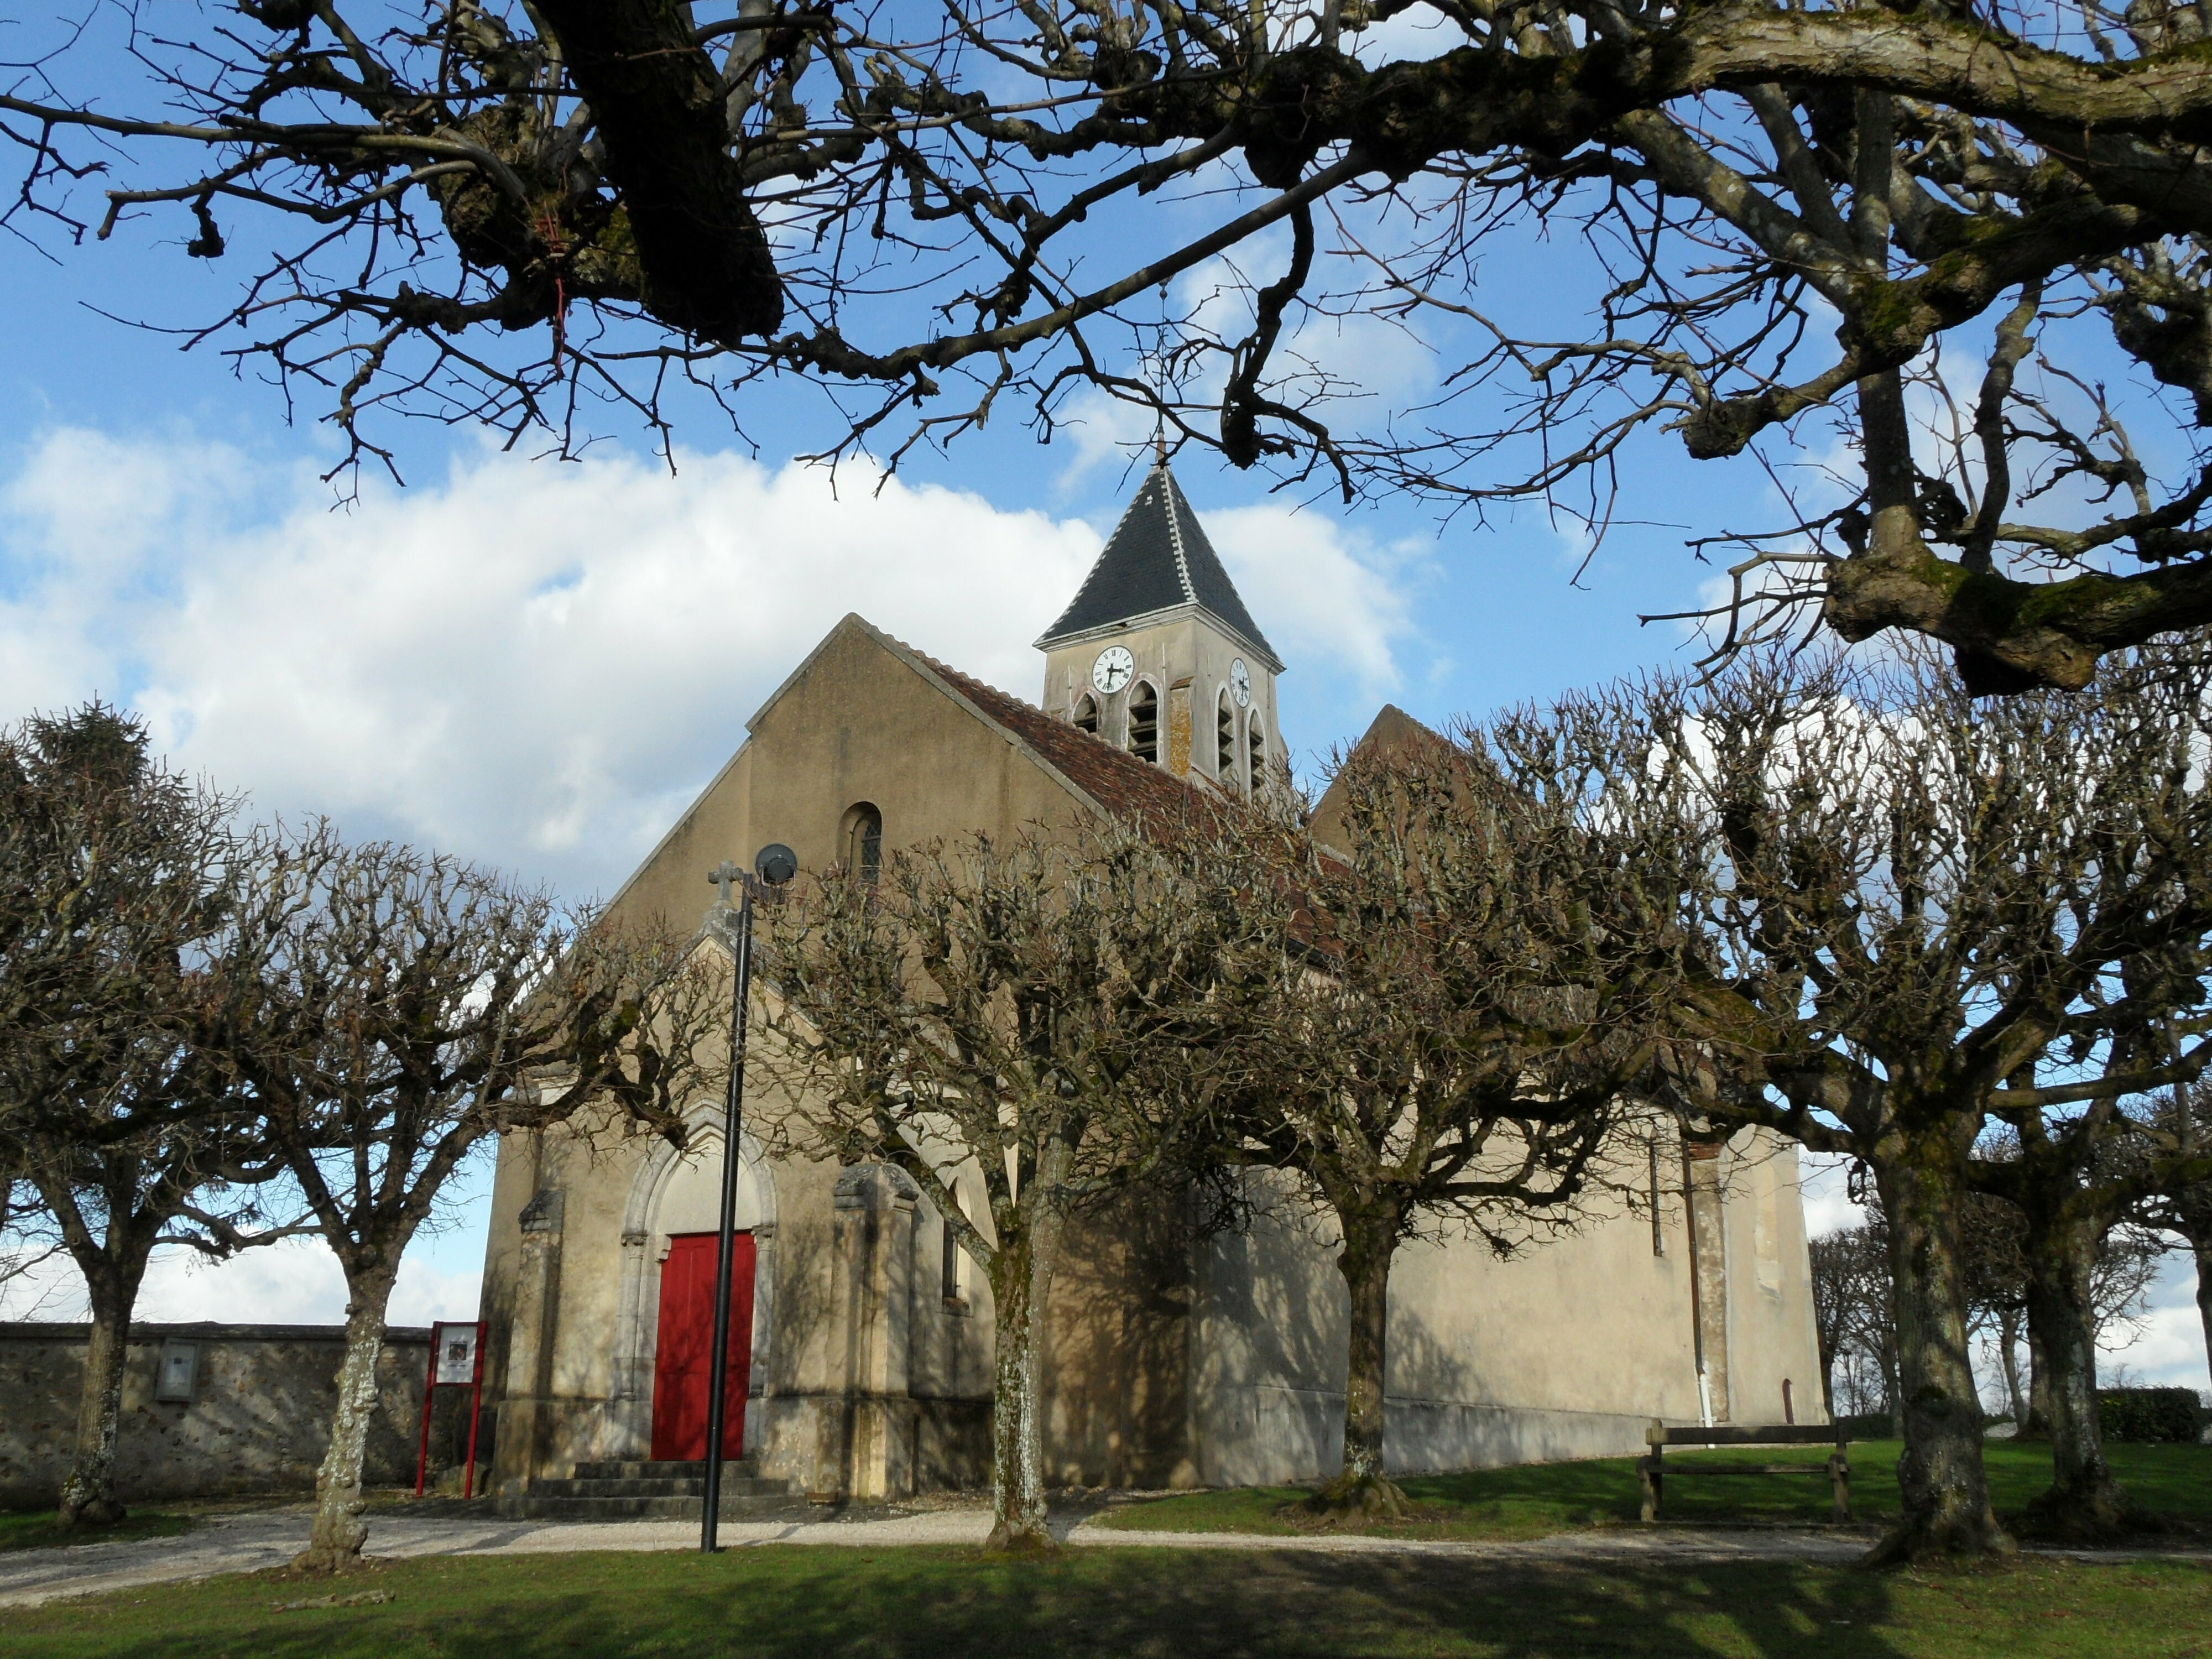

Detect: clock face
[1092,645,1136,695]
[1229,659,1252,708]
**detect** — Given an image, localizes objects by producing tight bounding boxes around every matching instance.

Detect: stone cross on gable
[708,860,747,906]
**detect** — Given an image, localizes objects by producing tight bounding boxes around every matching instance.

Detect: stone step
[526,1475,792,1500]
[570,1459,756,1481]
[496,1489,801,1522]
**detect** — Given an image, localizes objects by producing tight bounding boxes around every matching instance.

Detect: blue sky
[1,20,2205,1397]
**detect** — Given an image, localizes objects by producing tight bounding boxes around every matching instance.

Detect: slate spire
[1035,461,1279,666]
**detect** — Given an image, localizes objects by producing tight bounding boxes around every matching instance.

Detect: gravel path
[4,1501,2197,1609]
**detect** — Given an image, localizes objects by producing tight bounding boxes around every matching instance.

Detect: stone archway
[606,1104,780,1461]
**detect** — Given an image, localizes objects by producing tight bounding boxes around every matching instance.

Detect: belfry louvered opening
[1217,692,1237,787]
[1129,682,1160,764]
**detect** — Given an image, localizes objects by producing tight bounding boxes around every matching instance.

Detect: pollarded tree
[211,828,726,1573]
[763,827,1239,1550]
[1971,1071,2209,1538]
[1652,643,2212,1561]
[11,6,2212,682]
[1182,712,1691,1517]
[0,705,295,1530]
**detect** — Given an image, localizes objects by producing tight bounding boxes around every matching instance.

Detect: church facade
[476,463,1825,1504]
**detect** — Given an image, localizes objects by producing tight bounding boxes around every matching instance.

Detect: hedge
[2097,1387,2204,1443]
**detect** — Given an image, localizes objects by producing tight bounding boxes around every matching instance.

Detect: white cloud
[2103,1255,2210,1394]
[3,430,1114,895]
[1797,1151,1869,1240]
[1,425,1417,896]
[0,1235,478,1329]
[1210,506,1413,703]
[1,424,1422,1333]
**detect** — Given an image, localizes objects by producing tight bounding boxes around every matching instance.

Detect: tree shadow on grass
[2,1550,1922,1659]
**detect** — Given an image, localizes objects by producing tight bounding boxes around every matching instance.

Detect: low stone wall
[0,1322,458,1509]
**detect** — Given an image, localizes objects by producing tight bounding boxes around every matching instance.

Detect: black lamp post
[700,842,796,1553]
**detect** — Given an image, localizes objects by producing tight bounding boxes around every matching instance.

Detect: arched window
[1073,694,1099,735]
[1217,691,1238,787]
[1247,718,1267,796]
[839,802,883,882]
[1128,681,1159,764]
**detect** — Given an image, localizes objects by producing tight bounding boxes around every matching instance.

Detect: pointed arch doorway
[650,1232,755,1460]
[622,1110,776,1466]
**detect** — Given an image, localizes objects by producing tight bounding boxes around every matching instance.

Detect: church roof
[896,637,1211,827]
[1036,462,1279,666]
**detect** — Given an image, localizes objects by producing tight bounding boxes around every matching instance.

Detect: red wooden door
[650,1232,755,1462]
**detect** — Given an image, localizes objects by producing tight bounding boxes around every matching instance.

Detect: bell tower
[1037,459,1285,795]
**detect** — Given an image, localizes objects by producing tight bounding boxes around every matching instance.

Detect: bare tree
[1810,1217,1899,1427]
[1650,641,2212,1561]
[2132,1076,2212,1390]
[1181,714,1684,1517]
[11,6,2212,681]
[211,829,724,1573]
[0,705,294,1530]
[1972,1081,2211,1537]
[763,827,1236,1550]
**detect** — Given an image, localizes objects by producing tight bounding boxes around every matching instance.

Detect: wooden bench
[1638,1421,1852,1523]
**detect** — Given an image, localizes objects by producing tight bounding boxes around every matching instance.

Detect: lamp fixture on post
[699,842,797,1553]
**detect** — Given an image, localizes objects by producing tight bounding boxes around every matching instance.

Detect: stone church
[477,461,1825,1509]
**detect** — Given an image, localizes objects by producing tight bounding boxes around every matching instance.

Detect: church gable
[608,614,1201,935]
[1308,703,1449,858]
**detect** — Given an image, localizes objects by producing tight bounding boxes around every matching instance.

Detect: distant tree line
[1809,1197,2172,1432]
[0,706,726,1571]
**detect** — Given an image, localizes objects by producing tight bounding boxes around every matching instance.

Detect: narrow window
[1217,692,1237,787]
[941,1188,969,1301]
[1073,694,1099,735]
[1129,682,1159,764]
[1246,717,1266,794]
[841,802,883,883]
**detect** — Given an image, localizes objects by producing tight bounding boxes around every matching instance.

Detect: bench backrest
[1646,1420,1848,1449]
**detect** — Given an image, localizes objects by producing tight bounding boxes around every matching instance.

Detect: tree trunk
[2023,1323,2053,1437]
[1313,1201,1411,1521]
[48,1180,160,1532]
[1997,1307,2028,1432]
[2195,1233,2212,1399]
[296,1260,401,1573]
[983,1136,1069,1552]
[56,1267,140,1528]
[1868,1143,2012,1563]
[2022,1207,2131,1537]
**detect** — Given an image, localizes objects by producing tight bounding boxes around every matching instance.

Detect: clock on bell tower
[1036,460,1284,794]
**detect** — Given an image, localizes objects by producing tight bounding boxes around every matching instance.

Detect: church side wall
[1039,1190,1198,1490]
[1187,1126,1827,1486]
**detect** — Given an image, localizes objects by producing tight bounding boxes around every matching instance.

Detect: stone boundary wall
[0,1322,460,1509]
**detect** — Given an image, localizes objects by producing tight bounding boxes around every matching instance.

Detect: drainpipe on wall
[1681,1142,1714,1431]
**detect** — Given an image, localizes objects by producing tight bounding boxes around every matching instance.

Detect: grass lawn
[0,1546,2205,1658]
[0,1510,192,1553]
[1093,1441,2212,1541]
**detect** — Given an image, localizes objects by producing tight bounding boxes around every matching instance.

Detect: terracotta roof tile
[900,641,1212,828]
